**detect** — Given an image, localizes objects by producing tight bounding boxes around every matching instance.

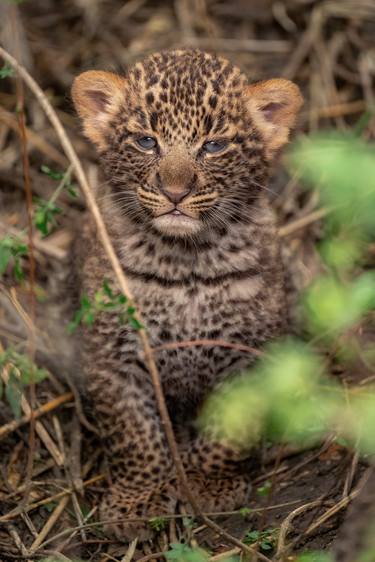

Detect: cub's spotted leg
[187,436,250,477]
[181,434,253,512]
[87,368,176,540]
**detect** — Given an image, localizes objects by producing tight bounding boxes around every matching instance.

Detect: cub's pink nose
[162,188,191,204]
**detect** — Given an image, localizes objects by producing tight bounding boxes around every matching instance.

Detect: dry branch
[0,392,73,441]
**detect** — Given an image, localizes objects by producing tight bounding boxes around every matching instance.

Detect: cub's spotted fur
[72,49,302,540]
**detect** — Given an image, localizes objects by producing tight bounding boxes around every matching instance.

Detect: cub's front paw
[100,484,178,541]
[182,472,252,513]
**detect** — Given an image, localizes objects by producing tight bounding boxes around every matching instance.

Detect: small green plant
[182,516,196,529]
[0,63,15,79]
[0,349,48,418]
[33,196,62,237]
[67,279,143,333]
[239,507,252,518]
[40,165,78,199]
[34,165,77,237]
[0,235,28,280]
[244,527,279,552]
[149,516,167,532]
[256,480,272,497]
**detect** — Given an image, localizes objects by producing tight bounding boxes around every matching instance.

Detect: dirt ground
[1,1,375,560]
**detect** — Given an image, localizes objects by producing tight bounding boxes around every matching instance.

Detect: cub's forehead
[126,49,248,143]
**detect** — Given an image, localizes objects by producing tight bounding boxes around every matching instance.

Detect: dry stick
[154,339,264,357]
[0,392,73,441]
[31,501,305,554]
[278,208,330,238]
[11,6,38,517]
[0,354,64,466]
[0,46,262,559]
[0,107,68,167]
[29,495,70,553]
[304,486,362,536]
[0,474,104,523]
[275,497,324,558]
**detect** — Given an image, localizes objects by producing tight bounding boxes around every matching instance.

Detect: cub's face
[72,50,302,238]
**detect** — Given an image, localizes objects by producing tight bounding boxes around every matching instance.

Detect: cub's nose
[162,187,191,204]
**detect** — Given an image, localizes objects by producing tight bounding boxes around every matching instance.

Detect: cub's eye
[136,136,157,150]
[202,140,228,154]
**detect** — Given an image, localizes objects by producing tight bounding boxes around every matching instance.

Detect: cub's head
[72,49,302,238]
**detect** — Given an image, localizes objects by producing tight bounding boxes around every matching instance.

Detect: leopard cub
[71,49,302,540]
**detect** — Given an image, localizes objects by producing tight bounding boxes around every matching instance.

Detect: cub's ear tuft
[71,71,127,150]
[245,79,303,159]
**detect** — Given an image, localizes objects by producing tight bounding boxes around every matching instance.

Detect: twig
[17,501,305,554]
[0,46,257,557]
[0,392,73,441]
[0,345,64,467]
[136,553,164,562]
[278,208,330,238]
[210,548,240,561]
[153,339,264,357]
[0,475,104,524]
[0,107,68,167]
[305,99,367,120]
[275,498,324,558]
[29,495,69,553]
[11,3,38,515]
[6,524,29,557]
[305,485,363,536]
[183,37,291,53]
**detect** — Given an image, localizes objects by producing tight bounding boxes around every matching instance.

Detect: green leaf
[34,199,62,237]
[0,63,15,79]
[102,279,113,298]
[5,372,23,418]
[239,507,252,518]
[0,246,11,274]
[40,165,64,181]
[257,480,272,497]
[244,530,259,543]
[148,516,167,532]
[128,316,143,330]
[0,235,27,280]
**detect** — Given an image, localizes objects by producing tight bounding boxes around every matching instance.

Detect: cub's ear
[245,79,303,159]
[71,71,127,150]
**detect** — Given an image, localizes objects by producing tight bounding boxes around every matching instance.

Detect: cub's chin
[153,213,202,237]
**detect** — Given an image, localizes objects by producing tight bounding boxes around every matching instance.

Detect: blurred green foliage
[296,553,334,562]
[165,543,210,562]
[201,131,375,462]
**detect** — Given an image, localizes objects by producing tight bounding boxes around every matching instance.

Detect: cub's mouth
[153,210,201,237]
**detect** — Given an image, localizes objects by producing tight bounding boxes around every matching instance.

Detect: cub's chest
[131,275,263,342]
